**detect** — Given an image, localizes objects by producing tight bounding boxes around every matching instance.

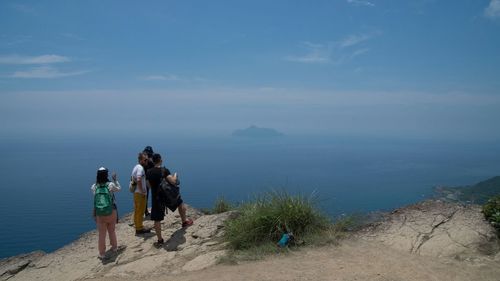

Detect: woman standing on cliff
[91,167,121,260]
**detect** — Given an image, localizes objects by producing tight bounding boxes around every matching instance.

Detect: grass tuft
[213,195,233,214]
[224,190,331,250]
[201,196,234,215]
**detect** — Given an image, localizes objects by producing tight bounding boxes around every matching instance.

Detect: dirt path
[87,238,500,281]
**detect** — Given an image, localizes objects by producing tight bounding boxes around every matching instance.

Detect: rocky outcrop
[359,200,500,261]
[4,206,238,281]
[3,200,499,281]
[0,251,45,281]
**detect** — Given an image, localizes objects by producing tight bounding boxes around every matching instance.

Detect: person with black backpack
[91,167,121,260]
[147,153,193,247]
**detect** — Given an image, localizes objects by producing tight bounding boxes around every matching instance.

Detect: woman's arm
[109,172,121,192]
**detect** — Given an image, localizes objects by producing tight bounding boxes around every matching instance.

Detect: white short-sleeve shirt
[91,181,121,194]
[131,164,147,194]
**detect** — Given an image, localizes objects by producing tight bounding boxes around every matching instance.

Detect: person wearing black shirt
[147,153,193,246]
[146,160,164,246]
[143,146,155,217]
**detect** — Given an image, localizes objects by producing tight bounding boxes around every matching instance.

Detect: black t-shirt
[146,167,171,197]
[146,167,161,190]
[144,159,155,177]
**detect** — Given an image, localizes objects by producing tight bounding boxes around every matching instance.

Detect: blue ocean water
[1,135,499,258]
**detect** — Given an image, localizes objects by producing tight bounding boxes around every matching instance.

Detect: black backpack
[159,178,180,205]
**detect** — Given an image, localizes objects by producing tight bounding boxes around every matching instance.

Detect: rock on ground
[5,206,237,281]
[0,251,45,281]
[359,200,500,261]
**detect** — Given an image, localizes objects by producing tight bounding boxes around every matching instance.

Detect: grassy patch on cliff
[201,195,234,215]
[217,190,355,261]
[212,195,233,214]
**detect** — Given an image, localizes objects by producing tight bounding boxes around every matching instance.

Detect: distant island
[232,125,284,138]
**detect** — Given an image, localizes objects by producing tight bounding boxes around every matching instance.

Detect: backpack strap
[106,182,117,208]
[96,182,108,189]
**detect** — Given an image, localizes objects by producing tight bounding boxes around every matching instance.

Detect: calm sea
[1,134,499,258]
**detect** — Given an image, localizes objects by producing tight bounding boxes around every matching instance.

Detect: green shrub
[224,190,330,250]
[200,196,234,215]
[213,196,233,214]
[482,195,500,230]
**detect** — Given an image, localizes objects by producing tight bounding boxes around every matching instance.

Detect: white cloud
[347,0,375,7]
[9,66,89,79]
[285,33,378,65]
[339,32,379,48]
[349,48,370,59]
[485,0,500,19]
[284,42,331,64]
[0,54,85,79]
[0,54,71,65]
[140,74,213,83]
[141,74,182,81]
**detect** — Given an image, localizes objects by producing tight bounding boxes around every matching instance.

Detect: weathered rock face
[4,200,499,281]
[0,251,45,281]
[4,206,238,281]
[360,200,500,261]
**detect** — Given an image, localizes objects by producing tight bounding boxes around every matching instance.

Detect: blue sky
[1,0,500,140]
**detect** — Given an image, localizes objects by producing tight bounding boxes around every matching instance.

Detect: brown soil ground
[88,238,500,281]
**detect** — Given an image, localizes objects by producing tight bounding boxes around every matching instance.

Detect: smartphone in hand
[174,172,180,185]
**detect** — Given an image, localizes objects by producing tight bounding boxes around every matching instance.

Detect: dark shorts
[151,194,165,222]
[151,194,183,221]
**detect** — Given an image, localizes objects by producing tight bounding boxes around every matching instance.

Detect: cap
[97,167,108,177]
[143,146,154,156]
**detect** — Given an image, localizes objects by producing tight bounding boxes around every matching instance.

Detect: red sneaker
[182,219,194,228]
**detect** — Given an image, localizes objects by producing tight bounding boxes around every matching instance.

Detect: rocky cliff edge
[1,200,499,281]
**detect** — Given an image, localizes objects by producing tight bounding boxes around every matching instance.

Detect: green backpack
[94,183,113,216]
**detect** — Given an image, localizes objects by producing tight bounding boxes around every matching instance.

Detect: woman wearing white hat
[91,167,121,260]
